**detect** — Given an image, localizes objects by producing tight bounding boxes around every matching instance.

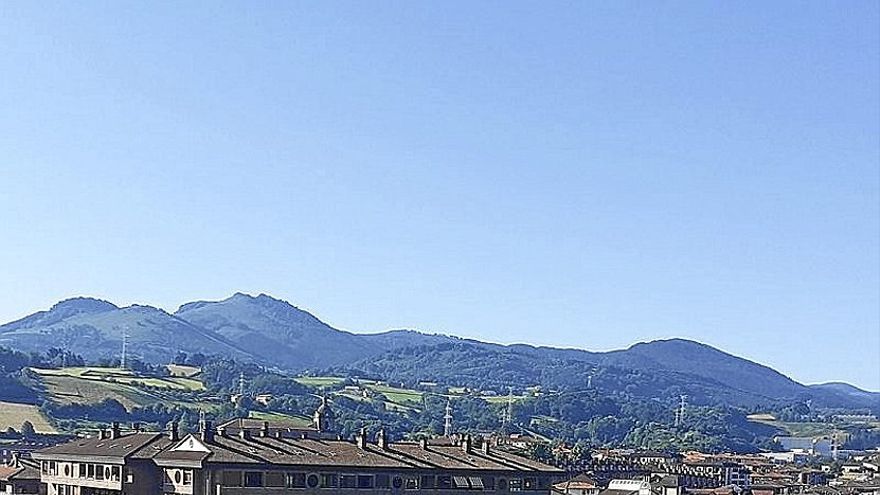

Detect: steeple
[313,395,335,433]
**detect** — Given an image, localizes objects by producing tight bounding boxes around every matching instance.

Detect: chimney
[462,434,472,454]
[168,422,179,442]
[98,429,109,440]
[356,427,367,449]
[110,422,121,440]
[216,426,227,438]
[274,430,283,439]
[10,452,19,468]
[377,428,389,450]
[200,420,214,444]
[239,428,251,440]
[419,438,428,450]
[132,422,142,433]
[481,438,490,455]
[260,421,270,438]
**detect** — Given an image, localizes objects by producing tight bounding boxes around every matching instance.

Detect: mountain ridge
[0,293,876,412]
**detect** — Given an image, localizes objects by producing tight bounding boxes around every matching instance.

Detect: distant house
[775,437,833,457]
[832,415,877,424]
[628,451,682,466]
[553,474,600,495]
[254,393,273,406]
[600,479,652,495]
[686,461,750,487]
[0,455,42,495]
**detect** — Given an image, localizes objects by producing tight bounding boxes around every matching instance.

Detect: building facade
[33,421,562,495]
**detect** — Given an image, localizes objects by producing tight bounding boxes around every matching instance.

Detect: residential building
[552,474,599,495]
[0,454,42,495]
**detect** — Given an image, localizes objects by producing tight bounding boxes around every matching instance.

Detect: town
[0,354,875,495]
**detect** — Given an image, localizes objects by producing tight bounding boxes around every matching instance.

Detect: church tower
[313,395,335,433]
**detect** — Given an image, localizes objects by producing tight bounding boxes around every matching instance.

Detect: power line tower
[443,398,453,437]
[120,327,128,370]
[238,372,246,397]
[506,388,514,425]
[674,394,688,427]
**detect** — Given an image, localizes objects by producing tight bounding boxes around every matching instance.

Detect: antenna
[444,398,453,437]
[674,394,688,427]
[238,372,246,397]
[120,327,128,370]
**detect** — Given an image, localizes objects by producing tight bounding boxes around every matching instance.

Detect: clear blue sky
[1,2,878,390]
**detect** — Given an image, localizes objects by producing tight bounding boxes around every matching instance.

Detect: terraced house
[31,419,562,495]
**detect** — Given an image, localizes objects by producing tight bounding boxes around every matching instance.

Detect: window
[266,472,285,487]
[174,470,182,484]
[469,477,485,490]
[307,473,320,489]
[509,479,523,492]
[376,474,390,488]
[357,475,374,489]
[524,477,537,490]
[95,465,104,481]
[437,475,452,489]
[321,473,338,488]
[221,471,243,487]
[287,472,306,488]
[182,470,192,486]
[244,472,264,488]
[405,477,419,490]
[421,475,435,489]
[340,474,357,489]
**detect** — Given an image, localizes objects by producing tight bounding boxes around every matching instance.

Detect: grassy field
[32,367,204,392]
[365,384,424,405]
[294,376,346,388]
[166,364,201,378]
[483,394,528,404]
[248,410,313,427]
[30,367,207,410]
[0,401,56,433]
[748,418,845,438]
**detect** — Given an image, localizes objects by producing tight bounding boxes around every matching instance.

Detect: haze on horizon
[0,2,878,390]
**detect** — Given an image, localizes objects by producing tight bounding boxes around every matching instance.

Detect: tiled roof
[156,434,562,473]
[0,459,44,481]
[32,432,168,462]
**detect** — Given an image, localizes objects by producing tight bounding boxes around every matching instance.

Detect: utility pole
[238,372,246,397]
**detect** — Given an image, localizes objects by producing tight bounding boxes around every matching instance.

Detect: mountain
[808,382,880,408]
[0,297,254,364]
[174,293,377,369]
[0,293,875,412]
[598,339,806,401]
